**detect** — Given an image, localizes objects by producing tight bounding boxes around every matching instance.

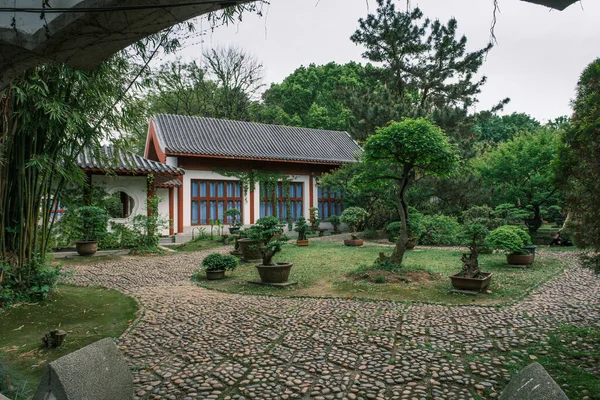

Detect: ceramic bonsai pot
[75,240,98,256]
[297,239,309,247]
[524,245,537,258]
[238,239,263,262]
[449,272,493,292]
[506,253,534,265]
[344,238,364,246]
[229,227,240,234]
[256,263,293,284]
[206,270,225,280]
[406,237,418,250]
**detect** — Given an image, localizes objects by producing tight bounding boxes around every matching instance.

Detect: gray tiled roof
[77,145,183,176]
[152,115,361,164]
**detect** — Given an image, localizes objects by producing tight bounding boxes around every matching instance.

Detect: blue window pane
[209,182,216,197]
[289,185,295,198]
[218,182,224,198]
[218,201,224,222]
[200,201,207,224]
[296,201,302,219]
[297,183,303,198]
[200,182,206,197]
[192,201,199,224]
[318,187,322,198]
[226,182,233,197]
[235,201,241,211]
[210,201,216,221]
[192,182,199,197]
[235,182,241,197]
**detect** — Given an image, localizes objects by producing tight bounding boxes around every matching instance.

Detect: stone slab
[499,362,569,400]
[248,281,298,288]
[450,289,480,296]
[33,338,133,400]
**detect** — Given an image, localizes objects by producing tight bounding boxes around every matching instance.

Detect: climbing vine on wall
[214,169,296,227]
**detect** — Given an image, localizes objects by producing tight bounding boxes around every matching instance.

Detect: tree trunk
[525,204,543,234]
[461,246,480,278]
[390,174,410,265]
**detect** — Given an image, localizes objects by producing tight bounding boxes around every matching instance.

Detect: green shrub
[72,206,110,241]
[386,221,402,242]
[360,229,381,240]
[201,253,240,271]
[246,217,288,265]
[0,260,61,307]
[419,214,460,246]
[340,207,368,239]
[373,275,386,284]
[486,225,531,254]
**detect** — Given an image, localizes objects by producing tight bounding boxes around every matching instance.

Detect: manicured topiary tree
[246,216,288,266]
[457,223,489,278]
[294,216,310,242]
[361,118,458,265]
[486,225,531,255]
[340,207,368,240]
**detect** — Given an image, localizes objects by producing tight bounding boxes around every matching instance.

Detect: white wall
[156,188,170,235]
[91,175,148,228]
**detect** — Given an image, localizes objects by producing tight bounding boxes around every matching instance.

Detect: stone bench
[499,362,569,400]
[33,338,133,400]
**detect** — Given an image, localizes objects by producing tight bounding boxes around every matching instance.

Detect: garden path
[63,249,600,400]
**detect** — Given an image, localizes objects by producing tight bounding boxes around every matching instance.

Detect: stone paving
[63,249,600,400]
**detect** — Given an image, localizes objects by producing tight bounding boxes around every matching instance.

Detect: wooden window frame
[260,182,304,222]
[317,187,344,218]
[190,179,243,226]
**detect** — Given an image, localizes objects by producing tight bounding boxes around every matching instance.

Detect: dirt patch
[349,269,442,284]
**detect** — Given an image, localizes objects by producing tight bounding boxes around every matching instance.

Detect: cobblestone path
[64,250,600,400]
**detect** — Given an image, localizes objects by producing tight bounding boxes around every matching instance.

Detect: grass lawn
[171,237,228,252]
[194,241,569,306]
[0,285,137,399]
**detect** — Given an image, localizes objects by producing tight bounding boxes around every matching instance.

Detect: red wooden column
[250,186,255,224]
[177,176,184,233]
[168,187,174,235]
[309,174,314,209]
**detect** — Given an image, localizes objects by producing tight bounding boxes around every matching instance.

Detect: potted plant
[200,253,239,280]
[246,216,292,284]
[449,223,493,292]
[73,206,109,256]
[340,207,368,246]
[223,208,243,234]
[294,216,310,246]
[326,215,342,234]
[486,225,534,266]
[309,207,320,232]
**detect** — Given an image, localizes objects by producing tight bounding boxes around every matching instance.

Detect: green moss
[0,285,137,398]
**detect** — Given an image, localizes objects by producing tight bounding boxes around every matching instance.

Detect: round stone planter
[75,240,98,256]
[406,237,418,250]
[297,239,309,247]
[206,270,225,280]
[344,239,364,247]
[506,253,534,266]
[238,239,263,262]
[256,263,293,284]
[449,272,493,292]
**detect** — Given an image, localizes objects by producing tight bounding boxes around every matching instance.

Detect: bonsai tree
[340,207,368,240]
[202,253,239,272]
[486,225,532,255]
[326,215,341,232]
[223,208,243,229]
[246,216,288,265]
[457,223,489,278]
[360,118,458,265]
[73,206,109,242]
[294,216,310,241]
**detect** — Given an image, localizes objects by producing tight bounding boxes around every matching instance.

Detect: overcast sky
[167,0,598,123]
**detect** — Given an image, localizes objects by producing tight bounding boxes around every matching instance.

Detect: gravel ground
[62,248,600,400]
